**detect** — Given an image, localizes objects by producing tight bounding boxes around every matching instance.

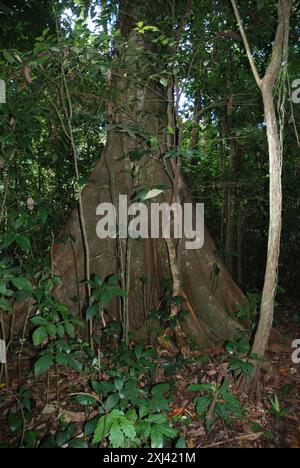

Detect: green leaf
[92,410,124,445]
[110,422,124,448]
[56,324,65,338]
[159,77,168,87]
[23,431,38,448]
[195,395,213,415]
[228,358,243,372]
[38,207,48,224]
[38,437,56,448]
[237,338,250,355]
[8,411,23,433]
[215,402,230,424]
[84,418,98,436]
[15,235,31,253]
[143,25,159,32]
[56,425,76,447]
[187,383,216,393]
[99,290,113,306]
[68,439,88,448]
[56,353,82,372]
[242,361,254,377]
[114,378,124,392]
[92,416,108,445]
[34,354,53,378]
[32,326,48,346]
[64,322,75,338]
[138,421,151,440]
[150,425,164,448]
[11,277,33,292]
[92,380,115,396]
[134,344,144,360]
[139,405,150,419]
[55,353,69,366]
[86,304,98,320]
[151,383,170,395]
[66,356,83,373]
[147,413,167,424]
[2,233,16,249]
[176,437,187,448]
[93,275,103,286]
[3,50,15,64]
[159,424,178,439]
[151,394,169,411]
[74,394,97,406]
[46,324,57,338]
[0,282,8,295]
[0,298,10,311]
[31,316,47,326]
[108,286,128,297]
[119,417,136,440]
[126,408,138,422]
[104,393,120,411]
[169,318,177,329]
[15,289,32,302]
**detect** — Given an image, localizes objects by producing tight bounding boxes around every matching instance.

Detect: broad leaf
[11,277,33,292]
[34,354,53,378]
[32,326,48,346]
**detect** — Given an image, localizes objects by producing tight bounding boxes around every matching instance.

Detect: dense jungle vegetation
[0,0,300,451]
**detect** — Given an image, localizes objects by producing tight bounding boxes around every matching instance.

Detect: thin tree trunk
[231,0,292,388]
[252,87,282,360]
[224,96,234,273]
[236,186,243,285]
[225,176,233,272]
[235,141,243,285]
[219,119,226,247]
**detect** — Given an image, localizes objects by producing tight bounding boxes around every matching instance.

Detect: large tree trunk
[52,0,245,350]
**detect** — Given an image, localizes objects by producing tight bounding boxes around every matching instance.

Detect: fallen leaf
[24,66,33,84]
[188,440,196,448]
[60,411,86,424]
[41,404,58,415]
[169,407,185,417]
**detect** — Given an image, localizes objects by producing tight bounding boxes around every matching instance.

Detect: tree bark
[231,0,292,385]
[52,0,246,350]
[251,86,283,360]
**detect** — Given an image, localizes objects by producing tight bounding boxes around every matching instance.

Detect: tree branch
[264,0,292,87]
[230,0,262,88]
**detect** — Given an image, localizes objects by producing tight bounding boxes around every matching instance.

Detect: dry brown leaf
[60,411,86,424]
[24,66,33,84]
[188,440,196,448]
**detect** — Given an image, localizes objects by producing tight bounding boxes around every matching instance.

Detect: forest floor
[0,302,300,449]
